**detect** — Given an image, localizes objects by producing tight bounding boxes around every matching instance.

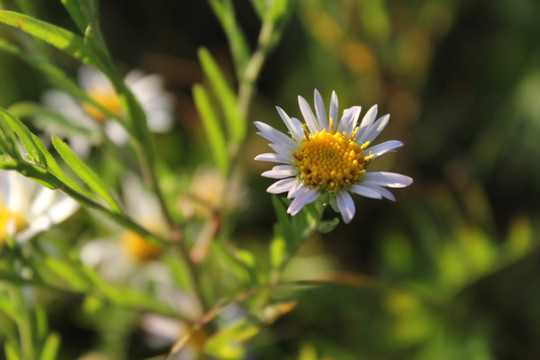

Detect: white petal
[262,165,298,179]
[365,140,404,159]
[276,107,304,143]
[356,104,378,140]
[349,184,383,199]
[267,178,298,194]
[287,187,319,215]
[329,91,338,128]
[6,172,33,213]
[254,152,289,163]
[371,185,396,201]
[338,106,361,134]
[254,121,297,152]
[357,114,390,144]
[147,111,174,132]
[30,187,56,217]
[287,181,305,199]
[104,121,130,145]
[362,172,413,188]
[314,89,328,130]
[298,95,320,133]
[268,143,294,161]
[17,197,79,244]
[336,191,355,223]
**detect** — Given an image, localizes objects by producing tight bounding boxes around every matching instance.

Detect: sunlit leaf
[0,10,99,67]
[198,47,244,143]
[4,342,22,360]
[52,135,122,212]
[205,302,295,359]
[208,0,250,77]
[0,108,43,164]
[41,257,91,292]
[192,84,229,175]
[60,0,98,33]
[38,333,61,360]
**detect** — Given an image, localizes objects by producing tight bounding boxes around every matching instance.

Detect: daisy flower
[79,173,167,280]
[0,170,79,245]
[254,89,413,224]
[41,65,175,156]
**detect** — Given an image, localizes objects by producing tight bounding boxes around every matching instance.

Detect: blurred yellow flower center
[293,122,371,192]
[82,89,121,124]
[0,205,27,244]
[122,230,162,262]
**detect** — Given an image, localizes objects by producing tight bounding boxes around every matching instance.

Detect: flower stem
[237,19,276,120]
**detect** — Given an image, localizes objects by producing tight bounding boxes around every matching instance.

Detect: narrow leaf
[249,0,265,19]
[38,333,61,360]
[4,342,22,360]
[208,0,250,77]
[60,0,97,33]
[42,257,91,291]
[271,196,294,254]
[192,84,229,174]
[30,133,91,197]
[0,108,43,163]
[52,135,121,212]
[198,47,245,143]
[0,10,99,67]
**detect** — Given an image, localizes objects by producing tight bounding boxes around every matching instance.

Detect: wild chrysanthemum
[255,89,413,223]
[41,65,175,156]
[0,171,79,245]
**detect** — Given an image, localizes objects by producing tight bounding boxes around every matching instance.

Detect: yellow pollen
[292,129,370,191]
[122,230,162,262]
[0,204,27,245]
[82,88,122,124]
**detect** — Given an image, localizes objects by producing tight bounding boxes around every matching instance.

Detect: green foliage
[0,0,538,359]
[51,135,121,212]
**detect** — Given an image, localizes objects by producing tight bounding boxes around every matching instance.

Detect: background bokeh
[1,0,540,359]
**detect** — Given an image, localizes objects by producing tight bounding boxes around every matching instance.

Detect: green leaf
[211,242,253,284]
[249,0,265,19]
[42,257,91,291]
[205,302,295,359]
[35,306,48,344]
[0,10,99,67]
[52,135,121,212]
[208,0,250,78]
[30,133,90,196]
[0,108,43,164]
[4,342,22,360]
[270,234,287,269]
[198,47,245,143]
[271,196,295,254]
[0,293,19,321]
[38,333,61,360]
[192,84,229,174]
[61,0,98,33]
[266,0,290,22]
[318,217,339,233]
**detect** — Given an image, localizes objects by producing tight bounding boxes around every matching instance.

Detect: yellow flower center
[0,204,27,245]
[292,121,372,192]
[122,230,162,262]
[82,88,122,124]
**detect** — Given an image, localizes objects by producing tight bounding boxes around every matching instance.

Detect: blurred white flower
[41,65,175,156]
[80,173,166,278]
[79,173,201,313]
[0,170,79,245]
[255,89,413,223]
